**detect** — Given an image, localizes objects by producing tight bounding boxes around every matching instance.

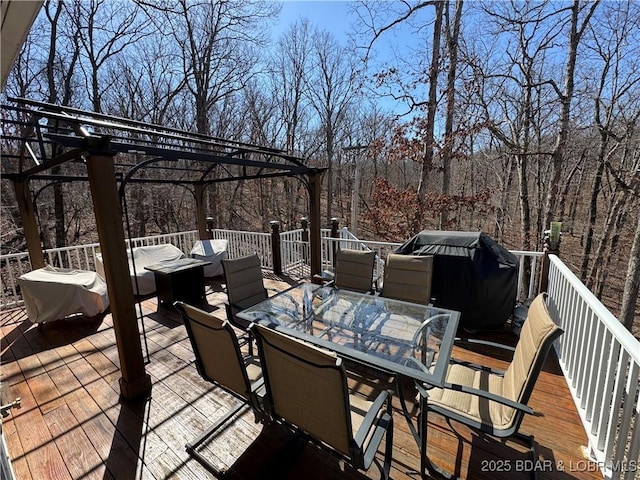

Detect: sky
[271,1,422,116]
[273,1,355,41]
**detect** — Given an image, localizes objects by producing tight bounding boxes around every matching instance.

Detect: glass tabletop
[237,283,460,387]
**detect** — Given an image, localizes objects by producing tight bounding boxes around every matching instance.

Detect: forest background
[1,0,638,336]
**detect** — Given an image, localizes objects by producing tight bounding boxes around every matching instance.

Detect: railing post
[539,222,562,293]
[270,220,282,274]
[331,217,339,267]
[301,217,309,264]
[206,217,214,239]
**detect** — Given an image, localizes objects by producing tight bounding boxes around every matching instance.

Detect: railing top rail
[0,252,30,260]
[213,228,270,237]
[325,236,403,249]
[550,254,640,363]
[510,250,544,258]
[44,243,100,252]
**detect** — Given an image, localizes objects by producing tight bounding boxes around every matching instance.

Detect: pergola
[1,97,326,399]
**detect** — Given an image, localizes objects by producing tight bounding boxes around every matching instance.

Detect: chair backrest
[381,254,433,304]
[252,324,354,457]
[222,254,267,309]
[174,301,256,400]
[501,294,563,425]
[334,249,375,293]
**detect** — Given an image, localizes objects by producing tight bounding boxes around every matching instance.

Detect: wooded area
[1,0,638,334]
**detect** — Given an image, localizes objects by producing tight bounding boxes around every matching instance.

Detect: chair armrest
[440,382,534,414]
[449,358,506,376]
[454,337,517,353]
[353,389,393,447]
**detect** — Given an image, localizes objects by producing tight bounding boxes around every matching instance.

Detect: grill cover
[394,230,518,330]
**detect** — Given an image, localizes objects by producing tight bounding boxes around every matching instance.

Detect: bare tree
[542,0,599,230]
[73,0,149,113]
[580,0,640,282]
[305,28,357,221]
[621,204,640,332]
[440,0,463,227]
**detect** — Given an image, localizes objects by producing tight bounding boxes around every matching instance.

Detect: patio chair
[333,249,377,293]
[174,301,265,475]
[251,323,394,479]
[222,253,270,352]
[418,293,563,479]
[380,254,433,304]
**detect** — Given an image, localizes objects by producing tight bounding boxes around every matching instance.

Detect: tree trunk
[543,0,599,229]
[580,137,606,280]
[416,0,443,199]
[440,0,463,228]
[620,214,640,331]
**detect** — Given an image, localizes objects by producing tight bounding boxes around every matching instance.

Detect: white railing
[211,228,273,269]
[2,227,541,309]
[314,229,542,303]
[125,230,199,254]
[547,255,639,480]
[280,228,309,277]
[0,230,199,309]
[1,252,31,309]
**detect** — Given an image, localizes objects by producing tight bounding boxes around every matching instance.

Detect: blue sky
[272,1,422,116]
[274,1,355,41]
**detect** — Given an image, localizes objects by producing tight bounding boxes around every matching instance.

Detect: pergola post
[13,178,45,269]
[86,149,151,400]
[195,183,208,240]
[309,171,322,277]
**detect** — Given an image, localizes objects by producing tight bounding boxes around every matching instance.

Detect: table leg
[397,378,458,480]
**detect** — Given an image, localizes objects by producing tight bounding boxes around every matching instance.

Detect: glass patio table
[237,283,461,478]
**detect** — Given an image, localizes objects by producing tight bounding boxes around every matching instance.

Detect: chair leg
[514,431,538,480]
[382,405,394,480]
[421,407,539,480]
[185,401,247,476]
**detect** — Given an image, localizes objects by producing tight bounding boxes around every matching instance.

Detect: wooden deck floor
[1,273,603,480]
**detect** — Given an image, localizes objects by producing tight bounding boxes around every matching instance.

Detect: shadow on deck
[0,273,602,480]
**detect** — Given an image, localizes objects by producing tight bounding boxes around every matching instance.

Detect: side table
[144,258,210,307]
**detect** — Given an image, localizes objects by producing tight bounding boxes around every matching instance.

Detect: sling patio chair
[417,293,563,479]
[252,323,394,479]
[222,253,274,353]
[379,253,434,305]
[174,301,265,475]
[333,248,377,293]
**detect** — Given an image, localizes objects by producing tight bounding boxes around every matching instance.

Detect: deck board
[1,275,604,479]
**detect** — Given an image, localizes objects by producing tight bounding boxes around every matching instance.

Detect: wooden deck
[1,273,603,480]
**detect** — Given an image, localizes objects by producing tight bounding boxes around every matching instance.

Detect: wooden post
[301,217,309,265]
[86,150,151,400]
[195,184,208,240]
[206,217,214,239]
[539,223,562,294]
[331,217,339,268]
[13,178,45,269]
[309,171,322,277]
[270,220,282,275]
